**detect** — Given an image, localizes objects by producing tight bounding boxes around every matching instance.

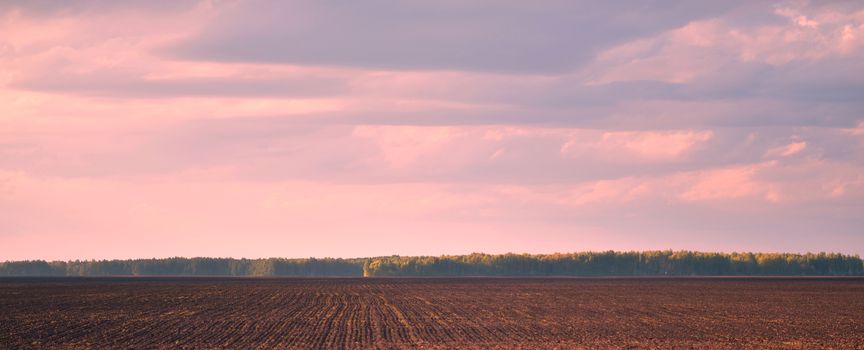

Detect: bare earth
[1,277,863,349]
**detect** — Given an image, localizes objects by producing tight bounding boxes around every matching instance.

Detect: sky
[1,0,863,260]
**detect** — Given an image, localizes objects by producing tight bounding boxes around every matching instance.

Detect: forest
[1,251,861,277]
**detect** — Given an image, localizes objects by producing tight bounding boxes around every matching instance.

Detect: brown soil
[1,277,863,349]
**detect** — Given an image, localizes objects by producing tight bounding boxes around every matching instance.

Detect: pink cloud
[351,125,466,168]
[559,178,652,206]
[848,121,864,136]
[678,162,781,203]
[765,141,808,158]
[593,130,713,161]
[591,4,864,86]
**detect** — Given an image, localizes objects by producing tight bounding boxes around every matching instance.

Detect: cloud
[0,8,349,99]
[169,0,744,74]
[585,2,864,113]
[0,0,200,16]
[12,74,348,98]
[677,162,781,202]
[849,121,864,136]
[765,141,807,157]
[587,130,713,162]
[4,0,863,129]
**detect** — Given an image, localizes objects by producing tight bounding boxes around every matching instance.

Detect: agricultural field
[1,277,863,349]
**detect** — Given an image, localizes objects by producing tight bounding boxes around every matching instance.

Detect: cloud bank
[1,0,863,260]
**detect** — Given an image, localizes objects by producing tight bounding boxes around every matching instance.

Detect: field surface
[1,277,863,349]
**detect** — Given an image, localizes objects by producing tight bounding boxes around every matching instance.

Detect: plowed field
[1,277,863,349]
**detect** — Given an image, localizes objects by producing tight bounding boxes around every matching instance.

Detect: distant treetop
[1,251,861,277]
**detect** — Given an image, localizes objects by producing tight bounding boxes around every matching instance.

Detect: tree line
[1,251,861,277]
[0,257,363,277]
[362,251,864,276]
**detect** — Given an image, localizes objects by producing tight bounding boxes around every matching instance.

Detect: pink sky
[1,1,863,260]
